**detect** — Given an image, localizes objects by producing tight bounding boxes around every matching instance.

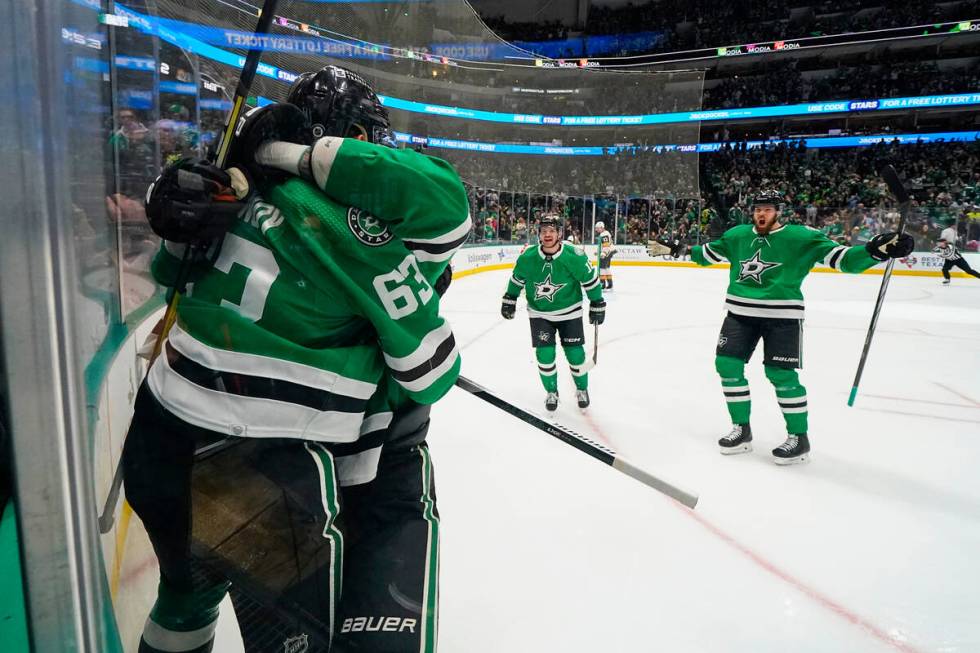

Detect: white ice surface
[431,266,980,653]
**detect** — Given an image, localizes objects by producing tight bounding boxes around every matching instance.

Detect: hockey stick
[847,164,911,406]
[454,375,699,509]
[147,0,281,365]
[100,0,282,532]
[592,322,599,365]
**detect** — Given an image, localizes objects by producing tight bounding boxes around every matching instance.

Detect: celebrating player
[680,189,913,464]
[595,220,617,289]
[124,66,469,653]
[501,215,605,412]
[934,217,980,284]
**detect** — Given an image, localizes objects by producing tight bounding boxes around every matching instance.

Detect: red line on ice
[580,410,923,653]
[678,504,924,653]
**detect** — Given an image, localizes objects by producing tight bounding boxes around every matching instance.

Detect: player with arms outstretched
[124,66,469,653]
[682,190,912,464]
[501,216,605,412]
[595,220,617,289]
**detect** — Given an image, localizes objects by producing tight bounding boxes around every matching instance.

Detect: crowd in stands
[464,139,980,253]
[483,0,978,57]
[703,61,980,110]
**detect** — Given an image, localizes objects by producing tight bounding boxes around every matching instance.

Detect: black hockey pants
[122,382,439,653]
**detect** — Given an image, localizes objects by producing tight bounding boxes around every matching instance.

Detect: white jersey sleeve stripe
[383,320,455,372]
[169,325,377,400]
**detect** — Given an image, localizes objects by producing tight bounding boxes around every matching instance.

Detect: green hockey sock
[765,365,808,434]
[536,346,558,393]
[716,355,750,425]
[564,345,588,390]
[141,578,229,652]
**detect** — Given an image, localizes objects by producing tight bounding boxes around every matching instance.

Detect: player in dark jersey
[124,66,468,653]
[935,219,980,284]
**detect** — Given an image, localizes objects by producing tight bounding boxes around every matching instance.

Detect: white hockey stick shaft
[455,375,698,509]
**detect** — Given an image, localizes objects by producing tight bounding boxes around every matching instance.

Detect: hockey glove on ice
[144,158,245,244]
[865,232,914,261]
[501,295,517,319]
[589,299,606,325]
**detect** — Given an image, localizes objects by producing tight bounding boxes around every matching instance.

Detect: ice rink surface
[431,265,980,653]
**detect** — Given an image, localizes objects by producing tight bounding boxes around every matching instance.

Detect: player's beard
[754,214,779,235]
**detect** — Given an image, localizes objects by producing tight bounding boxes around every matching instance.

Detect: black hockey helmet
[751,189,784,212]
[538,214,562,233]
[287,65,393,146]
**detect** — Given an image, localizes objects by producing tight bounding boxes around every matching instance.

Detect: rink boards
[453,244,980,278]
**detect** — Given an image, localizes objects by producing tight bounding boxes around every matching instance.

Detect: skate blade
[773,453,809,465]
[719,443,753,455]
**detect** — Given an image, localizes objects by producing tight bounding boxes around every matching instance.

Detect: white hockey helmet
[595,221,605,231]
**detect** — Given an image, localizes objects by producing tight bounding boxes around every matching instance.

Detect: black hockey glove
[589,299,606,325]
[224,102,311,190]
[434,264,453,297]
[501,294,518,319]
[144,158,244,244]
[670,239,688,259]
[865,232,914,261]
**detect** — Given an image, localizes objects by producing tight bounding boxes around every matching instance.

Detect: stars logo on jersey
[347,208,393,247]
[534,274,566,302]
[737,250,781,284]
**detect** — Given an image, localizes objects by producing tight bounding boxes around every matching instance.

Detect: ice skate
[576,389,590,409]
[718,424,752,454]
[545,391,559,412]
[772,434,810,465]
[942,278,951,285]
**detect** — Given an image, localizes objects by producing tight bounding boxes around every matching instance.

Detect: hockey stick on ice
[455,376,698,508]
[847,164,911,406]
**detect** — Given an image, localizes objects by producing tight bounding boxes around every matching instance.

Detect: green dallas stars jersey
[149,138,471,443]
[691,224,879,320]
[505,242,603,321]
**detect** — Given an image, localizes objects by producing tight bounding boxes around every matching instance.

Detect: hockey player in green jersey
[501,215,606,411]
[124,66,468,653]
[682,190,913,464]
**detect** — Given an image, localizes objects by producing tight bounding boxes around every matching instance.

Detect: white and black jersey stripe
[510,274,526,288]
[148,325,377,443]
[822,245,849,270]
[724,294,805,320]
[527,301,584,322]
[702,242,726,264]
[403,214,473,263]
[582,270,601,292]
[933,244,962,261]
[383,321,460,394]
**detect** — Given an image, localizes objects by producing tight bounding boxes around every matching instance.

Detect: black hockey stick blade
[878,164,911,205]
[455,375,698,509]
